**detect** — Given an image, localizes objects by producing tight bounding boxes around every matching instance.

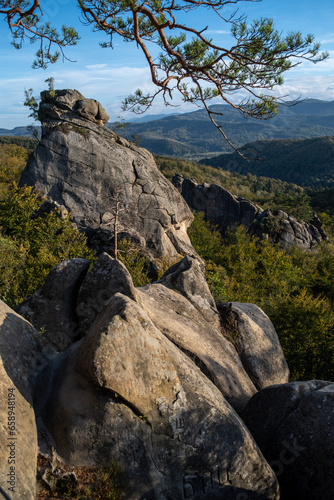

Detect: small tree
[104,187,127,259]
[24,76,55,122]
[1,0,328,153]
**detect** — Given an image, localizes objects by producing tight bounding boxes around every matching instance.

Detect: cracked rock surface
[0,300,54,500]
[175,176,327,251]
[19,89,195,257]
[8,254,285,499]
[47,293,279,500]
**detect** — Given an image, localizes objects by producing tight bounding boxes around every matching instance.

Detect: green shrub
[188,212,334,381]
[0,184,95,306]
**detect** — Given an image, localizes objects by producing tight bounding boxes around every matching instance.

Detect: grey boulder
[218,302,290,390]
[243,381,334,500]
[15,258,90,352]
[0,300,53,500]
[175,176,327,250]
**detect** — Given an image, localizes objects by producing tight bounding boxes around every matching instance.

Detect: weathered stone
[138,284,256,412]
[39,88,109,125]
[243,381,334,500]
[19,90,195,258]
[175,177,327,250]
[158,255,220,327]
[46,294,279,500]
[15,259,90,351]
[0,301,53,500]
[76,252,137,335]
[217,302,290,390]
[179,178,261,232]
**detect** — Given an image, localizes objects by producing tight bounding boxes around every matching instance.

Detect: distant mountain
[106,99,334,160]
[0,126,40,137]
[128,113,180,123]
[201,136,334,188]
[3,99,334,160]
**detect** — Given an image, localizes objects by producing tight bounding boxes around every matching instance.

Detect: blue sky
[0,0,333,128]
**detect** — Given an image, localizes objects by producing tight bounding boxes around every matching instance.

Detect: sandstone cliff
[19,89,194,257]
[2,90,332,500]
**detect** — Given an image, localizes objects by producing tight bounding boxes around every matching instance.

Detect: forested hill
[106,98,334,159]
[2,98,334,160]
[201,136,334,188]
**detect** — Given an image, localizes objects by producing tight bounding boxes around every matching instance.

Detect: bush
[0,143,31,197]
[188,212,334,381]
[0,184,95,306]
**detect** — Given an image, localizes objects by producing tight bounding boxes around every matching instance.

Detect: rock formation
[15,258,90,351]
[2,251,332,499]
[243,381,334,500]
[0,301,54,500]
[19,89,195,258]
[218,302,290,390]
[1,253,293,499]
[3,89,331,499]
[174,176,327,250]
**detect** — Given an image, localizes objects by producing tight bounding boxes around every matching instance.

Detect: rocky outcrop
[174,176,327,250]
[47,293,279,500]
[75,252,137,336]
[252,208,327,250]
[243,381,334,500]
[19,89,195,258]
[218,302,290,390]
[9,253,290,498]
[0,301,54,500]
[137,267,257,412]
[7,250,331,500]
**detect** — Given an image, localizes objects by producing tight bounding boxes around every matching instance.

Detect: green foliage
[189,213,334,381]
[203,136,334,188]
[0,136,39,149]
[0,143,31,197]
[155,154,306,207]
[24,77,56,122]
[0,184,95,306]
[117,238,181,286]
[117,239,151,287]
[270,193,313,221]
[268,290,334,381]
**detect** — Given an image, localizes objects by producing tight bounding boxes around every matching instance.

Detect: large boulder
[46,293,280,500]
[243,381,334,500]
[179,178,261,231]
[218,302,290,390]
[157,255,221,327]
[38,88,110,125]
[0,300,53,500]
[138,256,258,412]
[19,89,195,258]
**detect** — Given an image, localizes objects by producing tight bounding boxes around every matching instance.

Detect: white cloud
[1,52,334,129]
[85,64,108,70]
[205,30,231,35]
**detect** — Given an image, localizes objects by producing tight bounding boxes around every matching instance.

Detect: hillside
[202,136,334,188]
[106,99,334,159]
[3,98,334,160]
